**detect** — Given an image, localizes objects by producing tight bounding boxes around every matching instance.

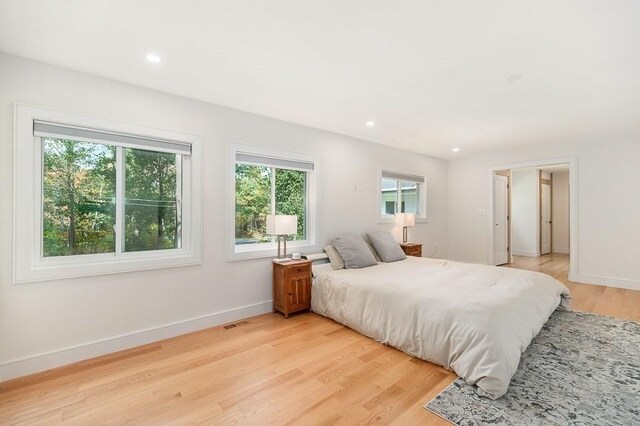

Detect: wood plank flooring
[1,254,637,425]
[507,254,640,321]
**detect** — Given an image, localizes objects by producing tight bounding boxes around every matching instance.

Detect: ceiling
[1,1,639,159]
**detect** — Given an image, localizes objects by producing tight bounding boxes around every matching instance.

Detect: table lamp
[266,214,298,262]
[395,213,415,243]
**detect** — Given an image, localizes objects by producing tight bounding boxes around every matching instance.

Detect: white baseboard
[0,300,273,382]
[552,248,570,254]
[570,273,640,292]
[511,250,540,257]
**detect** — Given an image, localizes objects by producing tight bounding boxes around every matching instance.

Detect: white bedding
[311,256,571,399]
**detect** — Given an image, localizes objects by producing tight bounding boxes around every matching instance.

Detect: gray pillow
[366,241,382,262]
[331,236,378,269]
[367,232,407,262]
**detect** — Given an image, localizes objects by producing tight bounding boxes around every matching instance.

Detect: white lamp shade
[394,212,416,227]
[266,214,298,235]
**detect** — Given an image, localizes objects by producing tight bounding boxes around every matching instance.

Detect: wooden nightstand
[400,243,422,257]
[272,259,312,318]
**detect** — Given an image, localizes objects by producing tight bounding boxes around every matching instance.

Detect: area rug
[425,311,640,425]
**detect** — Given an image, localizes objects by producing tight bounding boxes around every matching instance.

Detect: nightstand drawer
[287,264,311,276]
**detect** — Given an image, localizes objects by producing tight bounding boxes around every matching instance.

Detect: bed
[310,256,571,399]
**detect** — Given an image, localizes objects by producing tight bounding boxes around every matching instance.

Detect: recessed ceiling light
[145,53,161,63]
[366,121,375,127]
[452,147,460,152]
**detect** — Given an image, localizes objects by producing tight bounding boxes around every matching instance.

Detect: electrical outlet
[353,184,361,191]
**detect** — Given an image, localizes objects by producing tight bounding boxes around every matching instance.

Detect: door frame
[539,171,552,255]
[488,157,577,281]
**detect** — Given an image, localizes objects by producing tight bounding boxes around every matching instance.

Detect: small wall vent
[223,320,249,330]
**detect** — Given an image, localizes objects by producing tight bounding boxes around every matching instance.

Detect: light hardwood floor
[507,254,640,322]
[1,255,638,425]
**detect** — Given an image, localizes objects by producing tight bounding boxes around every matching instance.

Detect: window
[229,145,318,260]
[42,138,117,257]
[379,170,426,219]
[14,105,202,282]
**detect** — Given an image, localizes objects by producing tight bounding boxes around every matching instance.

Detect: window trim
[13,104,203,283]
[228,143,319,261]
[377,165,427,223]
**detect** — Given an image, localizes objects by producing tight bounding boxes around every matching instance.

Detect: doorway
[491,161,572,271]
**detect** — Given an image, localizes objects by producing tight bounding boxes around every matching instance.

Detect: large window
[379,170,426,218]
[14,105,202,282]
[42,140,182,257]
[230,146,318,259]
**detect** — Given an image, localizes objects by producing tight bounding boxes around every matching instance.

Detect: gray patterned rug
[425,311,640,425]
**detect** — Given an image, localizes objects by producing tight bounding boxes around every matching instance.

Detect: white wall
[448,140,640,291]
[511,170,539,257]
[0,53,449,379]
[552,171,570,253]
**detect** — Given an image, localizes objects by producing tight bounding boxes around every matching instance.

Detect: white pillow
[324,244,345,270]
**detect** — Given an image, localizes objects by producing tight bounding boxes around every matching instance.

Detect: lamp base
[272,258,293,263]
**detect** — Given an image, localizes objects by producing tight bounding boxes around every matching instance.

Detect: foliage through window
[43,139,116,256]
[230,148,317,258]
[235,164,307,246]
[42,138,182,257]
[124,148,180,252]
[380,171,425,217]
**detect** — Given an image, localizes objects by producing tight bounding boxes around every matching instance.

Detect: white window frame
[228,143,319,261]
[13,104,203,283]
[377,166,427,222]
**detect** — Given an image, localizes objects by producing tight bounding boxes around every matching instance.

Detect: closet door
[494,174,509,265]
[540,183,552,255]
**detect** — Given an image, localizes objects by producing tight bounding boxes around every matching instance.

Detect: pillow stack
[323,232,406,270]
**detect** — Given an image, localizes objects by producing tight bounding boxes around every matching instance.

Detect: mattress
[311,256,571,399]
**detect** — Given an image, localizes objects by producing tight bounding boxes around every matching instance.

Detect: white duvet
[311,256,571,399]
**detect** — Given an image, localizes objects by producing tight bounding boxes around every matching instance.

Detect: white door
[540,183,551,255]
[494,174,509,265]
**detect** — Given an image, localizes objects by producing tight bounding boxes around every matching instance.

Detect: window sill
[14,251,202,284]
[228,242,319,262]
[377,216,428,225]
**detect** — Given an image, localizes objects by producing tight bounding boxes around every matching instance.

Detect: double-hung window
[13,105,202,282]
[229,144,318,260]
[379,170,427,219]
